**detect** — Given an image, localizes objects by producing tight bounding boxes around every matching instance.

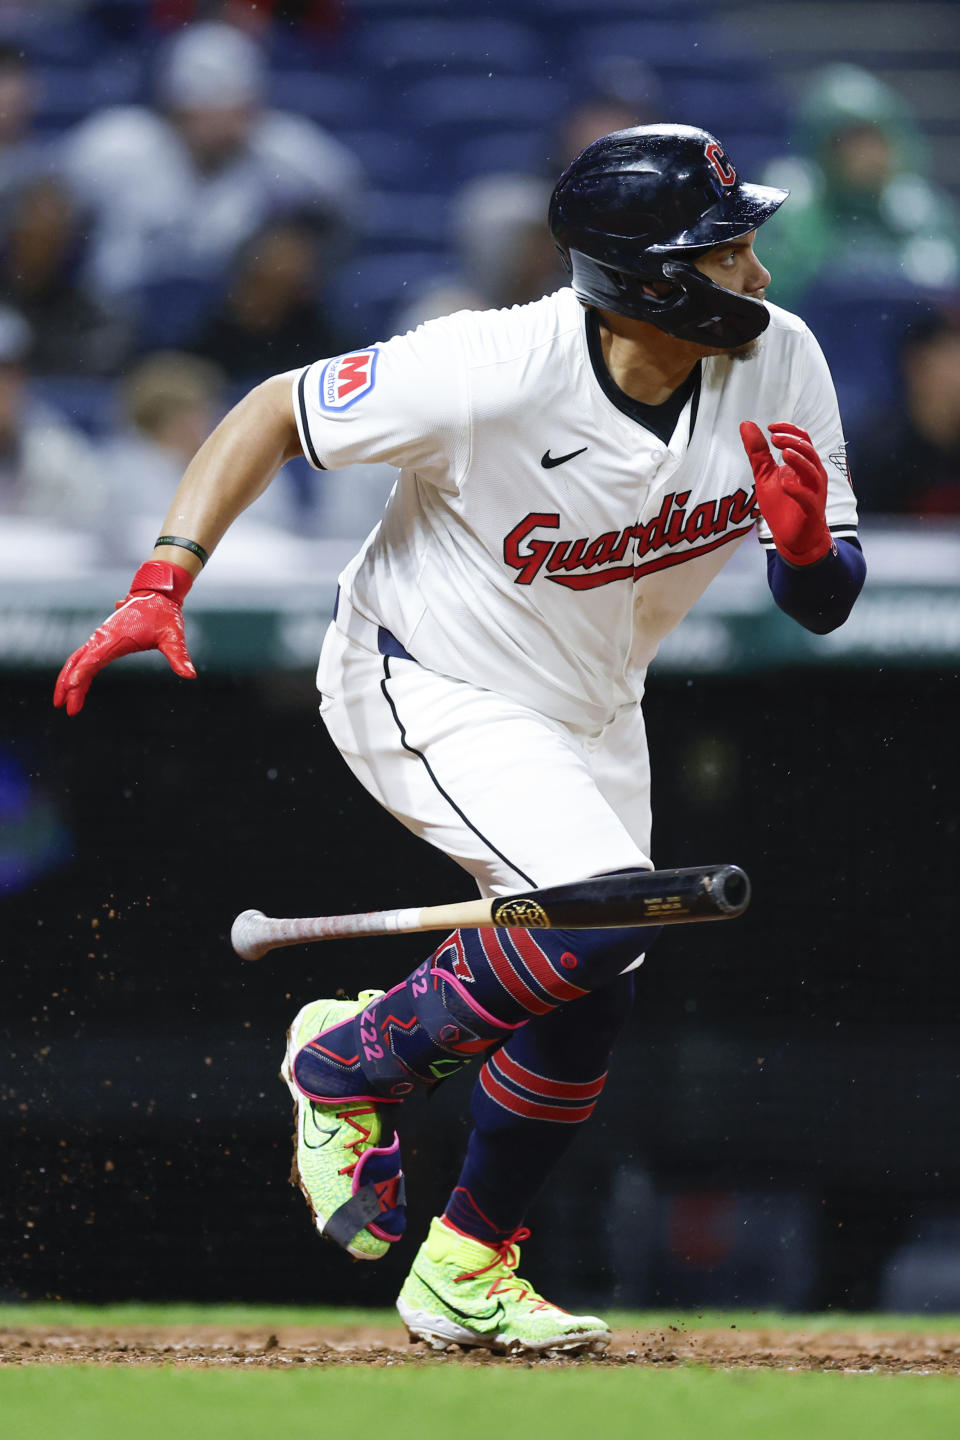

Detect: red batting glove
[739,420,834,566]
[53,560,196,717]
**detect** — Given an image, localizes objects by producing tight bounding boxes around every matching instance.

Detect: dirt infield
[4,1322,960,1372]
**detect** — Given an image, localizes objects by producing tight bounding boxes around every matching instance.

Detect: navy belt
[377,627,416,662]
[333,585,415,663]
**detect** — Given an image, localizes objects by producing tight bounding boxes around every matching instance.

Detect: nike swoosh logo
[541,446,588,469]
[303,1106,339,1150]
[411,1268,506,1326]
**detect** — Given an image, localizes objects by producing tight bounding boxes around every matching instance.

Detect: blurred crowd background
[0,0,958,553]
[4,0,960,1318]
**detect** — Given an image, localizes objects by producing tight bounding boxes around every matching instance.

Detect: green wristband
[155,535,210,567]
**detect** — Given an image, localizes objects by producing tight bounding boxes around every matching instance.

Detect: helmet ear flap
[659,261,771,346]
[564,247,770,348]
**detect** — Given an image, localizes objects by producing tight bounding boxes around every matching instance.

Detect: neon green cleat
[397,1216,611,1354]
[280,992,406,1261]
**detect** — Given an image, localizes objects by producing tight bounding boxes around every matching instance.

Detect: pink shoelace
[454,1227,563,1314]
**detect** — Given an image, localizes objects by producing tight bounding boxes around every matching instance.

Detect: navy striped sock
[444,975,637,1244]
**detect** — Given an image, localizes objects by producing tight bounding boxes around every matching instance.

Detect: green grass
[4,1306,960,1440]
[3,1366,960,1440]
[4,1301,960,1332]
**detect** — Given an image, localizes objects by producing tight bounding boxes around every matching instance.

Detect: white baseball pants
[316,619,652,901]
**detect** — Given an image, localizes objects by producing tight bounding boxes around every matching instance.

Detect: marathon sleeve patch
[291,320,470,485]
[319,349,379,411]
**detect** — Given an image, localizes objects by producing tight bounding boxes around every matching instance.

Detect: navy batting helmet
[549,124,788,349]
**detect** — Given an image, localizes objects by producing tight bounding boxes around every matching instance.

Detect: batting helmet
[549,124,788,349]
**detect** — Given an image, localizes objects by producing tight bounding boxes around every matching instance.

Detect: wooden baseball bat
[231,863,750,961]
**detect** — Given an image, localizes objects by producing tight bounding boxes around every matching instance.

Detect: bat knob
[231,908,269,961]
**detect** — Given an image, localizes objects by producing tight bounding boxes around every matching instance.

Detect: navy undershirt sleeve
[766,538,866,634]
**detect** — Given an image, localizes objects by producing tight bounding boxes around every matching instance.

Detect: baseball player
[55,126,864,1354]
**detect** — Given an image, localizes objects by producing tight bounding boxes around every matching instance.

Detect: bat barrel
[491,863,751,928]
[627,862,750,923]
[708,864,751,916]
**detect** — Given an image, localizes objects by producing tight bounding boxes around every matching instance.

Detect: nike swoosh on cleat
[303,1107,340,1149]
[541,446,588,469]
[411,1268,506,1326]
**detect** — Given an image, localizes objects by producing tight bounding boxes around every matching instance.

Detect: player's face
[694,232,771,299]
[597,230,773,366]
[692,232,771,360]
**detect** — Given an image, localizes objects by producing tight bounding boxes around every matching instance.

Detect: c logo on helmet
[705,142,736,187]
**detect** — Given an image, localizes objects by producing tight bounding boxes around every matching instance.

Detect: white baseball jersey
[292,287,858,732]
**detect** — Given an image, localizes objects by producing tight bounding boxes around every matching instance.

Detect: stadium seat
[669,79,788,151]
[336,129,433,191]
[134,275,222,354]
[0,9,104,65]
[402,73,568,184]
[797,281,941,431]
[454,130,554,184]
[359,189,452,253]
[330,250,457,344]
[345,0,477,18]
[32,56,144,133]
[28,376,118,437]
[265,23,346,69]
[403,72,567,132]
[269,69,382,132]
[520,0,708,16]
[565,18,754,81]
[348,17,547,79]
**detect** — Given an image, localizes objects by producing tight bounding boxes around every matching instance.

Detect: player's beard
[727,338,762,363]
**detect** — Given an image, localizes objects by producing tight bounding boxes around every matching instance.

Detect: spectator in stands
[57,20,364,310]
[0,44,48,222]
[851,306,960,515]
[187,219,344,385]
[452,172,566,310]
[0,175,130,375]
[0,304,104,528]
[99,349,312,557]
[760,64,960,309]
[102,352,228,532]
[549,59,665,173]
[393,173,566,332]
